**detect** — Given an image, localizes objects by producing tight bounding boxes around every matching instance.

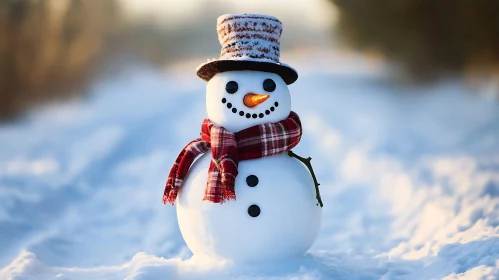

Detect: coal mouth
[221,98,279,119]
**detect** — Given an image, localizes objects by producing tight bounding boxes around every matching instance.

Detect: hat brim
[196,59,298,85]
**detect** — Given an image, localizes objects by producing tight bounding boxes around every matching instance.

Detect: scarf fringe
[163,189,178,205]
[202,188,236,204]
[222,188,237,202]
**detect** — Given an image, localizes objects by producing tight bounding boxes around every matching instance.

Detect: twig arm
[288,150,323,207]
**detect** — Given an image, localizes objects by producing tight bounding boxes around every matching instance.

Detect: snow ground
[1,50,499,279]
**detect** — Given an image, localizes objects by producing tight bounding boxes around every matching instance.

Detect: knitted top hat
[196,14,298,85]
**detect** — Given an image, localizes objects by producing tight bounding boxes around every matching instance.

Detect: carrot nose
[243,93,270,108]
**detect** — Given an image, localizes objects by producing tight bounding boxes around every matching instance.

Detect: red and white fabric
[163,111,302,205]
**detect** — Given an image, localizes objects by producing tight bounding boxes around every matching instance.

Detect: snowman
[163,14,322,263]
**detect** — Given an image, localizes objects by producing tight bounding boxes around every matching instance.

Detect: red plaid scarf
[163,111,302,205]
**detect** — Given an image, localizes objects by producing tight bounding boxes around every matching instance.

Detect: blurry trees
[331,0,499,83]
[0,0,123,120]
[0,0,225,121]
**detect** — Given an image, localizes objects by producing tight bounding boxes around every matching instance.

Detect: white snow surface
[1,50,499,279]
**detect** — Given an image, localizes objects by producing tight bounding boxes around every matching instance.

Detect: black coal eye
[225,81,238,94]
[263,79,276,92]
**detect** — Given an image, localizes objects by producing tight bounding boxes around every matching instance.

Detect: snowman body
[175,70,322,262]
[177,153,321,262]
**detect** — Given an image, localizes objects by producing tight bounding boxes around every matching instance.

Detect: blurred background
[1,0,499,279]
[1,0,498,120]
[0,0,336,120]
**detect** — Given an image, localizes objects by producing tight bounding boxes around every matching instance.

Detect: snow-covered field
[1,51,498,279]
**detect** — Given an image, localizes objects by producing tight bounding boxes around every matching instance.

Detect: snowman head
[206,70,291,132]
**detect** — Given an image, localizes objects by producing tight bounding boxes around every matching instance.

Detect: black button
[246,175,259,187]
[246,113,251,118]
[259,113,264,118]
[265,110,270,115]
[221,98,226,103]
[252,114,257,118]
[270,107,275,111]
[232,108,237,113]
[274,101,279,107]
[239,111,244,116]
[227,103,232,109]
[248,205,260,217]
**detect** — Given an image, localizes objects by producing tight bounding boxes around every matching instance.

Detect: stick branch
[288,150,324,207]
